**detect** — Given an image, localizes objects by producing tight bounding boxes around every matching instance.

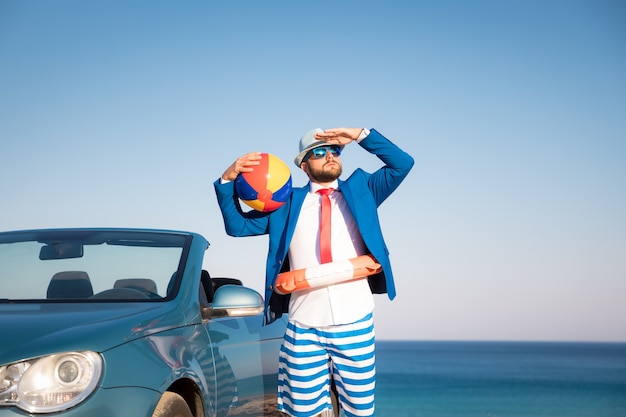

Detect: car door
[200,277,286,417]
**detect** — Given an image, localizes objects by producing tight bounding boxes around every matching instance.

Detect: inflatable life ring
[273,254,382,295]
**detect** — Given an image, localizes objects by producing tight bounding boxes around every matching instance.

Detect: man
[214,127,414,417]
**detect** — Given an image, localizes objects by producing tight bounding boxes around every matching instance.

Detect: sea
[373,341,626,417]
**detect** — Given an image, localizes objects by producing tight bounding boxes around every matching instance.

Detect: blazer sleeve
[359,128,415,206]
[213,179,270,237]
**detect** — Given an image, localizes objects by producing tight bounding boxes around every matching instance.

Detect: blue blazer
[214,129,414,323]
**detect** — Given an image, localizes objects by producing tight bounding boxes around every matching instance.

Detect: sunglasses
[304,146,342,162]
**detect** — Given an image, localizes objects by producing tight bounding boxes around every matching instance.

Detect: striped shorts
[277,313,376,417]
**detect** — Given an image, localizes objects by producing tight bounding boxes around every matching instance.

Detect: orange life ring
[274,254,382,295]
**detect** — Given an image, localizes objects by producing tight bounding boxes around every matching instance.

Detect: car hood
[0,301,192,365]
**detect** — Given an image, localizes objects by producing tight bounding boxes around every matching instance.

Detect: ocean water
[374,341,626,417]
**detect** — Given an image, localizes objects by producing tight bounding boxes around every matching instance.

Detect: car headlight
[0,351,102,413]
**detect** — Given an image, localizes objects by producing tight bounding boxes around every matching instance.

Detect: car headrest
[47,271,93,299]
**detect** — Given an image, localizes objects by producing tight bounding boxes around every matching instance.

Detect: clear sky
[1,0,624,342]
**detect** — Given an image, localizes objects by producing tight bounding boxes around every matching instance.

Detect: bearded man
[214,127,414,417]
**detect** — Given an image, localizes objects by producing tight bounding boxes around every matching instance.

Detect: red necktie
[317,188,333,264]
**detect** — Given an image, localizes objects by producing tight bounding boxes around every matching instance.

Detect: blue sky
[1,0,624,341]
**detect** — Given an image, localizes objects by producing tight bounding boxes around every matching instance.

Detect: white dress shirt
[287,180,375,327]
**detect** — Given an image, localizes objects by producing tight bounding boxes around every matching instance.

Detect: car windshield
[0,230,190,302]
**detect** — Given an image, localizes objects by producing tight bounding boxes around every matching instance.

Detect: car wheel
[152,392,194,417]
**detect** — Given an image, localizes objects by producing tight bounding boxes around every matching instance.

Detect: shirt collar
[309,180,339,194]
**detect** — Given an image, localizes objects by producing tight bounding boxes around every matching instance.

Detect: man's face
[301,146,343,183]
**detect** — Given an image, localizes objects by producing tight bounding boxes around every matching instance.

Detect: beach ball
[235,153,292,212]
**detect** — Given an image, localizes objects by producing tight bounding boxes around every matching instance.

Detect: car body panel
[0,302,184,364]
[206,315,287,415]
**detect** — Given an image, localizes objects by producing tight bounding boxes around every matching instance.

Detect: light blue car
[0,228,287,417]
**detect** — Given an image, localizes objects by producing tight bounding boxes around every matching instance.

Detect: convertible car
[0,228,287,417]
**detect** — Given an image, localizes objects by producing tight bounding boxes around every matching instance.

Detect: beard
[306,160,342,183]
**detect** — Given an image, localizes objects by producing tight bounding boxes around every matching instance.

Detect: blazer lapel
[338,179,363,229]
[283,186,308,245]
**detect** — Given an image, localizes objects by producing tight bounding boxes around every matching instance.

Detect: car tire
[152,392,194,417]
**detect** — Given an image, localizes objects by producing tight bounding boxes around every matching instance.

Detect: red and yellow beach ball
[235,153,292,212]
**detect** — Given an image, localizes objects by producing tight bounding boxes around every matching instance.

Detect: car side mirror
[202,285,264,319]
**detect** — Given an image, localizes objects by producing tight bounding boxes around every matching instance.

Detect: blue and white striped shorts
[277,313,376,417]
